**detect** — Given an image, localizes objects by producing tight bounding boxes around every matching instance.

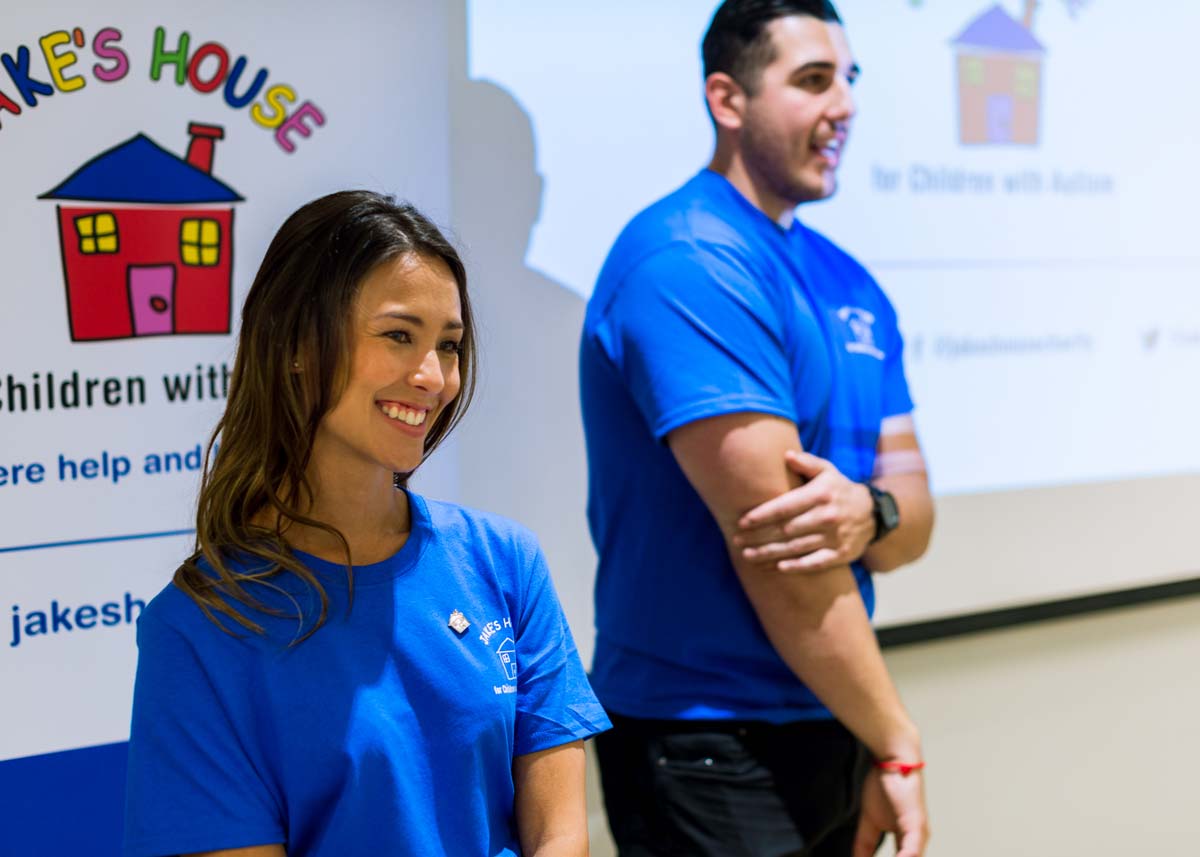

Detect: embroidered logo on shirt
[837,306,886,360]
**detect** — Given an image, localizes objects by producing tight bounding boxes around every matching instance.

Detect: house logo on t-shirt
[837,306,885,360]
[478,616,518,692]
[495,637,517,681]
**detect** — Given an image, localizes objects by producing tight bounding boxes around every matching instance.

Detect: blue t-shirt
[123,493,609,857]
[580,170,913,723]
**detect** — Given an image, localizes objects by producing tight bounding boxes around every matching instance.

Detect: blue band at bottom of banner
[0,741,128,856]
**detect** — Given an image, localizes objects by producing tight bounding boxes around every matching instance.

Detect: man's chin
[784,166,838,204]
[793,183,837,205]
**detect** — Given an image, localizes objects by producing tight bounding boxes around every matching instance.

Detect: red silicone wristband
[873,760,926,776]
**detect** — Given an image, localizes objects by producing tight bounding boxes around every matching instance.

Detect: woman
[123,191,609,857]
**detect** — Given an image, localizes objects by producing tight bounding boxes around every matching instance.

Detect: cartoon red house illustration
[40,123,243,341]
[952,3,1046,145]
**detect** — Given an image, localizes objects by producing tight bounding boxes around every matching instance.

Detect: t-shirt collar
[699,168,799,234]
[291,489,432,586]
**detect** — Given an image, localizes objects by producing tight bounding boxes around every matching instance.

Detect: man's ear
[705,72,747,132]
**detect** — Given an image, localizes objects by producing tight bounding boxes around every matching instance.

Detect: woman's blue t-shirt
[123,493,609,857]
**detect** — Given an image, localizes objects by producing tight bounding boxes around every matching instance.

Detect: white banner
[0,4,453,845]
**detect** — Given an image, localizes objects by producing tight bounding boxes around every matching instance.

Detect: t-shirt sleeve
[594,242,797,440]
[513,542,610,757]
[877,292,915,419]
[123,604,284,857]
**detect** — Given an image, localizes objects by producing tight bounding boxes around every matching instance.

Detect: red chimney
[1022,0,1038,30]
[185,123,225,174]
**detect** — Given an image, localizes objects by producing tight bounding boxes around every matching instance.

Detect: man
[579,2,934,855]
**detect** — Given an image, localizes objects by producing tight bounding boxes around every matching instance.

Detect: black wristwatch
[866,483,900,543]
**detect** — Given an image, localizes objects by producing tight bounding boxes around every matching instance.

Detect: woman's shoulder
[140,576,193,626]
[139,553,300,649]
[419,495,539,544]
[417,495,542,563]
[138,575,229,650]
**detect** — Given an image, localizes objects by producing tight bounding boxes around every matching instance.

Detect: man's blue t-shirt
[123,493,609,857]
[580,169,913,723]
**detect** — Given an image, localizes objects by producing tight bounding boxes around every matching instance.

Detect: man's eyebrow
[790,60,836,76]
[374,311,464,331]
[788,60,861,79]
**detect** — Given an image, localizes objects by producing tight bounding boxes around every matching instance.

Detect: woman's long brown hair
[174,191,476,641]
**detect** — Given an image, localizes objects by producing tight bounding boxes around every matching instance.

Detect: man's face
[738,15,858,207]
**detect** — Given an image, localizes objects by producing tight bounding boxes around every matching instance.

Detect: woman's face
[310,253,464,482]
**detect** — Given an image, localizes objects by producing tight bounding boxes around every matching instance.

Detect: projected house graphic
[40,123,243,342]
[952,3,1046,145]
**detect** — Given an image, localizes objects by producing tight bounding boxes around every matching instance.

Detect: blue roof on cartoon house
[953,4,1045,53]
[40,134,243,204]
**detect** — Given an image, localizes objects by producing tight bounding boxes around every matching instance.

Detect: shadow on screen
[449,78,597,652]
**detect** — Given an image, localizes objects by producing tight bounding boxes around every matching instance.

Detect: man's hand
[853,767,930,857]
[733,450,875,572]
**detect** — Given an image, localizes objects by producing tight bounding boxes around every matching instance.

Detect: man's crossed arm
[668,411,930,857]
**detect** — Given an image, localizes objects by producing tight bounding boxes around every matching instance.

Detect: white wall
[879,596,1200,856]
[446,4,597,662]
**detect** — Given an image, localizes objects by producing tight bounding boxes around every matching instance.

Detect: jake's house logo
[838,306,885,360]
[478,617,518,692]
[495,637,517,682]
[952,3,1046,146]
[39,122,242,342]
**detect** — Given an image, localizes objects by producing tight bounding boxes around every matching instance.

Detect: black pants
[595,712,873,857]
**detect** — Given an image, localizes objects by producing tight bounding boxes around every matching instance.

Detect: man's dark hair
[702,0,842,94]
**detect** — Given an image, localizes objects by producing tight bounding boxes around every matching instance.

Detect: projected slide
[468,0,1200,497]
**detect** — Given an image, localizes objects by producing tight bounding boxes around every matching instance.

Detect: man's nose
[829,75,856,122]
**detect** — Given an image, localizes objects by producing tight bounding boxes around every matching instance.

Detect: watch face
[878,491,900,530]
[870,485,900,539]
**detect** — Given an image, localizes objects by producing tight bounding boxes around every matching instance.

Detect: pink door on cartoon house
[986,94,1014,144]
[128,265,175,336]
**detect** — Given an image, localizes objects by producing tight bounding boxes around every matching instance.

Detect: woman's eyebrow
[373,311,464,331]
[374,311,422,324]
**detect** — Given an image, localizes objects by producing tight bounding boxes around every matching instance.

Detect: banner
[0,4,452,852]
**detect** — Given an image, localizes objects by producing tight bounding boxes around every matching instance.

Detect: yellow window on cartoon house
[963,57,984,87]
[180,218,221,266]
[1015,64,1038,99]
[75,213,119,254]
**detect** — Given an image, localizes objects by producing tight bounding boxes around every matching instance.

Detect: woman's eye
[384,330,412,344]
[440,339,464,355]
